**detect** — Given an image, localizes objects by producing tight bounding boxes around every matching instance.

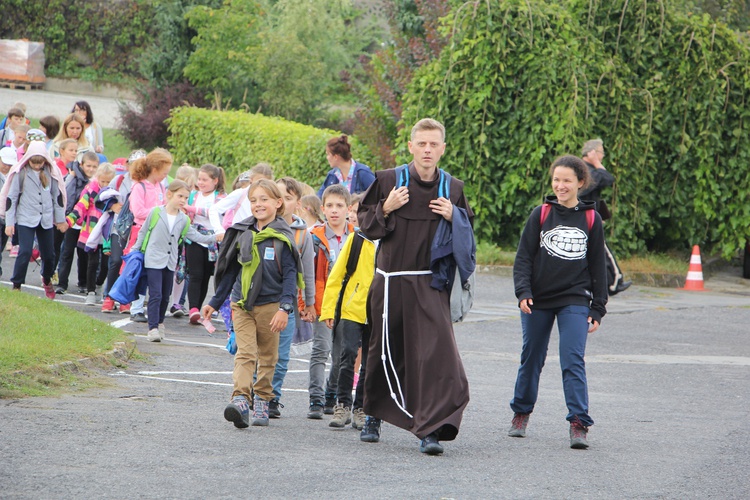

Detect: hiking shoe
[119,303,131,314]
[170,304,186,318]
[329,404,351,428]
[360,416,381,443]
[569,418,589,449]
[147,328,161,342]
[189,307,201,325]
[351,408,366,430]
[131,312,147,323]
[508,412,531,438]
[51,272,59,286]
[158,323,166,339]
[224,396,250,428]
[55,286,66,295]
[85,291,97,306]
[42,281,55,300]
[101,297,116,313]
[324,395,336,415]
[419,433,444,455]
[307,401,324,420]
[252,397,270,426]
[269,399,283,418]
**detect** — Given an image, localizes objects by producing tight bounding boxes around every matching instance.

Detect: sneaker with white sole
[147,328,161,342]
[329,404,351,428]
[158,323,166,339]
[85,292,97,306]
[189,307,201,325]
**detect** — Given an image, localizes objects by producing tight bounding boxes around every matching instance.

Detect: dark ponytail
[326,135,352,161]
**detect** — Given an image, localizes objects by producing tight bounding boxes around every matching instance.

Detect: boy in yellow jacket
[320,207,375,431]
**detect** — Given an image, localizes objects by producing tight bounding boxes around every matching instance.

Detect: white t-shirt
[167,213,177,233]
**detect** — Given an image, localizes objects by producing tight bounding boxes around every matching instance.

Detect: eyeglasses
[595,149,605,157]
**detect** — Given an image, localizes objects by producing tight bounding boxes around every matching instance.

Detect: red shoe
[42,280,56,300]
[189,307,201,325]
[119,303,131,314]
[101,297,116,313]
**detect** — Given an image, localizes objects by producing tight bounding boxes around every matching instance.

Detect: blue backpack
[394,164,451,199]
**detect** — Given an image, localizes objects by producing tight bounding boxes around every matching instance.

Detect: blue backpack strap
[438,169,451,199]
[395,164,410,188]
[188,190,196,206]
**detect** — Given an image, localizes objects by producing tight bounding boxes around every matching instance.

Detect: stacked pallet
[0,39,45,90]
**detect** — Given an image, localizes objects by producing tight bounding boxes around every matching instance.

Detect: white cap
[0,147,16,166]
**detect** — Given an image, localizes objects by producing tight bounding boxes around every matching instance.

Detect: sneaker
[569,418,589,449]
[324,395,336,415]
[119,303,131,314]
[269,399,283,418]
[307,401,324,420]
[55,287,66,295]
[42,280,55,300]
[147,328,161,342]
[419,433,444,455]
[351,408,366,430]
[77,286,87,294]
[9,245,19,258]
[131,312,147,323]
[360,416,381,443]
[329,404,352,428]
[101,297,116,313]
[224,396,250,428]
[85,291,97,306]
[252,397,270,426]
[170,304,186,318]
[508,412,531,438]
[158,323,166,339]
[51,272,59,286]
[189,307,201,325]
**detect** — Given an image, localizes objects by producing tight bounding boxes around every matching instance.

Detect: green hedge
[401,0,750,258]
[167,107,376,188]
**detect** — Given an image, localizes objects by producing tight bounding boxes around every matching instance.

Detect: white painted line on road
[138,370,232,375]
[132,335,227,349]
[587,354,750,366]
[111,371,310,392]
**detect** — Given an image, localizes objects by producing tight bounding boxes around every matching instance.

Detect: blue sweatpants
[510,304,594,426]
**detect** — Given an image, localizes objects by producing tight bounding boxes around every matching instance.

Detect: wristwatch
[279,303,293,314]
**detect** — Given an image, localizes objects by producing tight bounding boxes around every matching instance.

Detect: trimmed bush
[167,108,376,186]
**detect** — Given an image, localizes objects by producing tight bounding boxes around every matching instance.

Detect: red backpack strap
[586,209,595,231]
[540,203,551,226]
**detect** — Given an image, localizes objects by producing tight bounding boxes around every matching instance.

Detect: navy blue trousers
[510,304,594,426]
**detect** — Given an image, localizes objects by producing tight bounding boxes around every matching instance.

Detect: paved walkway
[0,87,124,129]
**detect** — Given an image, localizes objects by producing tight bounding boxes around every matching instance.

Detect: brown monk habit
[357,162,472,441]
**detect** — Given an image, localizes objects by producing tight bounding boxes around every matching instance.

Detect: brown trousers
[231,302,280,401]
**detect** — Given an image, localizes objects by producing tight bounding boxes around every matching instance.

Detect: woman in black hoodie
[508,155,608,449]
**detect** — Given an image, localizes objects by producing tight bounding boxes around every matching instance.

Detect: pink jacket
[128,179,166,226]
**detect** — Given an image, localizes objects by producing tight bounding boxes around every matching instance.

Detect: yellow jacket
[320,232,375,324]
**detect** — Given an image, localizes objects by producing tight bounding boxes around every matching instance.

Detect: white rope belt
[376,267,432,418]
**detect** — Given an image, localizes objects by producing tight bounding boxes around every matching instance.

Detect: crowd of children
[3,107,611,453]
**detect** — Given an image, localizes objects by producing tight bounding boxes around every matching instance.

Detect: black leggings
[85,247,110,293]
[104,234,124,297]
[185,243,214,310]
[56,228,86,290]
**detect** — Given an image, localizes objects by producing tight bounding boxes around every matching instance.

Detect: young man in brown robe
[357,118,472,455]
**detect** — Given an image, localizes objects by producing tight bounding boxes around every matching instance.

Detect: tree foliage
[402,0,750,258]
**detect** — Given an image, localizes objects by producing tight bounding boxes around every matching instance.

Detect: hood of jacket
[0,140,67,218]
[289,213,308,231]
[543,195,597,214]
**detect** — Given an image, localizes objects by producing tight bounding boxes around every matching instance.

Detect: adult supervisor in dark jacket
[317,135,375,198]
[579,138,631,295]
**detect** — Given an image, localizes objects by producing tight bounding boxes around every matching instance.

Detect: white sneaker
[147,328,161,342]
[84,292,97,306]
[158,323,166,339]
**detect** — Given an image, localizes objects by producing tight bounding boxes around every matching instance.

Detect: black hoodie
[513,196,608,324]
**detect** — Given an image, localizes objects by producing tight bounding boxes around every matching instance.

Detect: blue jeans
[272,312,295,401]
[510,304,593,426]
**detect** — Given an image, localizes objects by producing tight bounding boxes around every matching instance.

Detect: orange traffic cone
[681,245,705,291]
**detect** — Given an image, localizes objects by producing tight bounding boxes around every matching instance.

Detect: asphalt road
[0,87,122,128]
[1,256,749,499]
